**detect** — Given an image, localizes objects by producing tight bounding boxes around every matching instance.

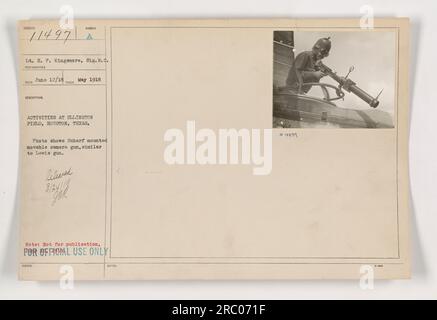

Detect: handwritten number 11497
[29,29,71,43]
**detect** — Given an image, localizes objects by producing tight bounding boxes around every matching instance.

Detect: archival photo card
[17,18,410,280]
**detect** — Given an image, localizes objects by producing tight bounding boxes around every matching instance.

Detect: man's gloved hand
[314,70,326,80]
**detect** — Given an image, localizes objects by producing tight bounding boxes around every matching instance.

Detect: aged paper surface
[18,18,410,280]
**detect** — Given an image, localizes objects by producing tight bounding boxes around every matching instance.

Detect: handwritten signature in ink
[45,168,73,205]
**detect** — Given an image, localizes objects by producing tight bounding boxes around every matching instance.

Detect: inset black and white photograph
[273,31,396,128]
